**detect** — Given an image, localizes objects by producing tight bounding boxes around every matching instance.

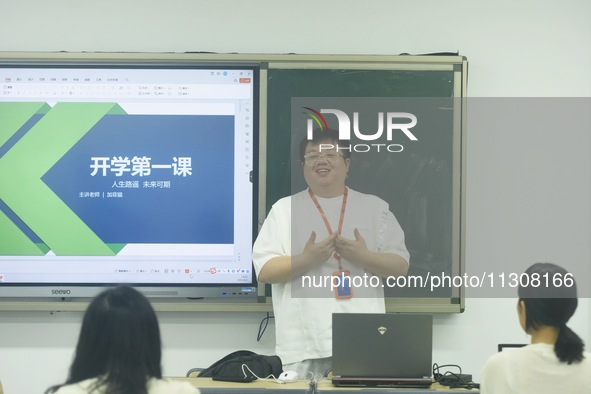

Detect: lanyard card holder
[333,269,353,299]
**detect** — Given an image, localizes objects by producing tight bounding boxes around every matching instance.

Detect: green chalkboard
[262,59,467,307]
[266,68,456,209]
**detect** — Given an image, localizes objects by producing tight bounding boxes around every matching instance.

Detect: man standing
[253,129,409,376]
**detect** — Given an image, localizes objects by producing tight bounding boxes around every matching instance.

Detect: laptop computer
[331,313,433,388]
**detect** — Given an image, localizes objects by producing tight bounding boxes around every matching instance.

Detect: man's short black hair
[299,128,351,162]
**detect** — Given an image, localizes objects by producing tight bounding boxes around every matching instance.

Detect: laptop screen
[332,313,433,386]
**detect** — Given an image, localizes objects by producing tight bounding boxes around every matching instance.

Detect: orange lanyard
[308,187,348,262]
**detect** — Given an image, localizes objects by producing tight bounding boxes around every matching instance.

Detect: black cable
[432,363,480,390]
[257,312,274,341]
[432,363,461,381]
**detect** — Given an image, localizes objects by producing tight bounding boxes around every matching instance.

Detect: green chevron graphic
[0,102,52,255]
[0,102,50,148]
[0,211,46,255]
[0,102,127,256]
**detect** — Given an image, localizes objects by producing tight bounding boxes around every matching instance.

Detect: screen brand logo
[51,289,71,295]
[303,107,417,153]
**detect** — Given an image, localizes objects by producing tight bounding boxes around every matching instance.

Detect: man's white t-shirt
[253,188,409,364]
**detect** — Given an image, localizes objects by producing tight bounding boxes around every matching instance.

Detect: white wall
[1,1,590,393]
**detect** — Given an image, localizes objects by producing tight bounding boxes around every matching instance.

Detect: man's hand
[335,228,369,263]
[300,231,338,266]
[335,228,409,278]
[257,231,337,284]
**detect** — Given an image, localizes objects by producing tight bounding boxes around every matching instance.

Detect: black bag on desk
[199,350,283,382]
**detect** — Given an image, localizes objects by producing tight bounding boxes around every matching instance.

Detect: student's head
[48,286,162,394]
[517,262,584,364]
[299,129,351,197]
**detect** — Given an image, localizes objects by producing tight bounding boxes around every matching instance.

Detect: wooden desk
[171,377,314,393]
[171,377,479,393]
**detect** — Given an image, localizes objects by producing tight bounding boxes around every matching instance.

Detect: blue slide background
[42,114,235,244]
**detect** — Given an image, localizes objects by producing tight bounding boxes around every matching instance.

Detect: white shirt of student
[52,377,199,394]
[480,343,591,394]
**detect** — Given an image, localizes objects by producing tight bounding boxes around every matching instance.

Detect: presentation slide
[0,65,257,290]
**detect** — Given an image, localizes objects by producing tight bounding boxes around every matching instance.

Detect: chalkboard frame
[0,52,468,313]
[258,55,468,313]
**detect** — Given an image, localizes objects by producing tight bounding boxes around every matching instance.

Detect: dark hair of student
[45,286,162,394]
[518,262,584,364]
[299,128,351,162]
